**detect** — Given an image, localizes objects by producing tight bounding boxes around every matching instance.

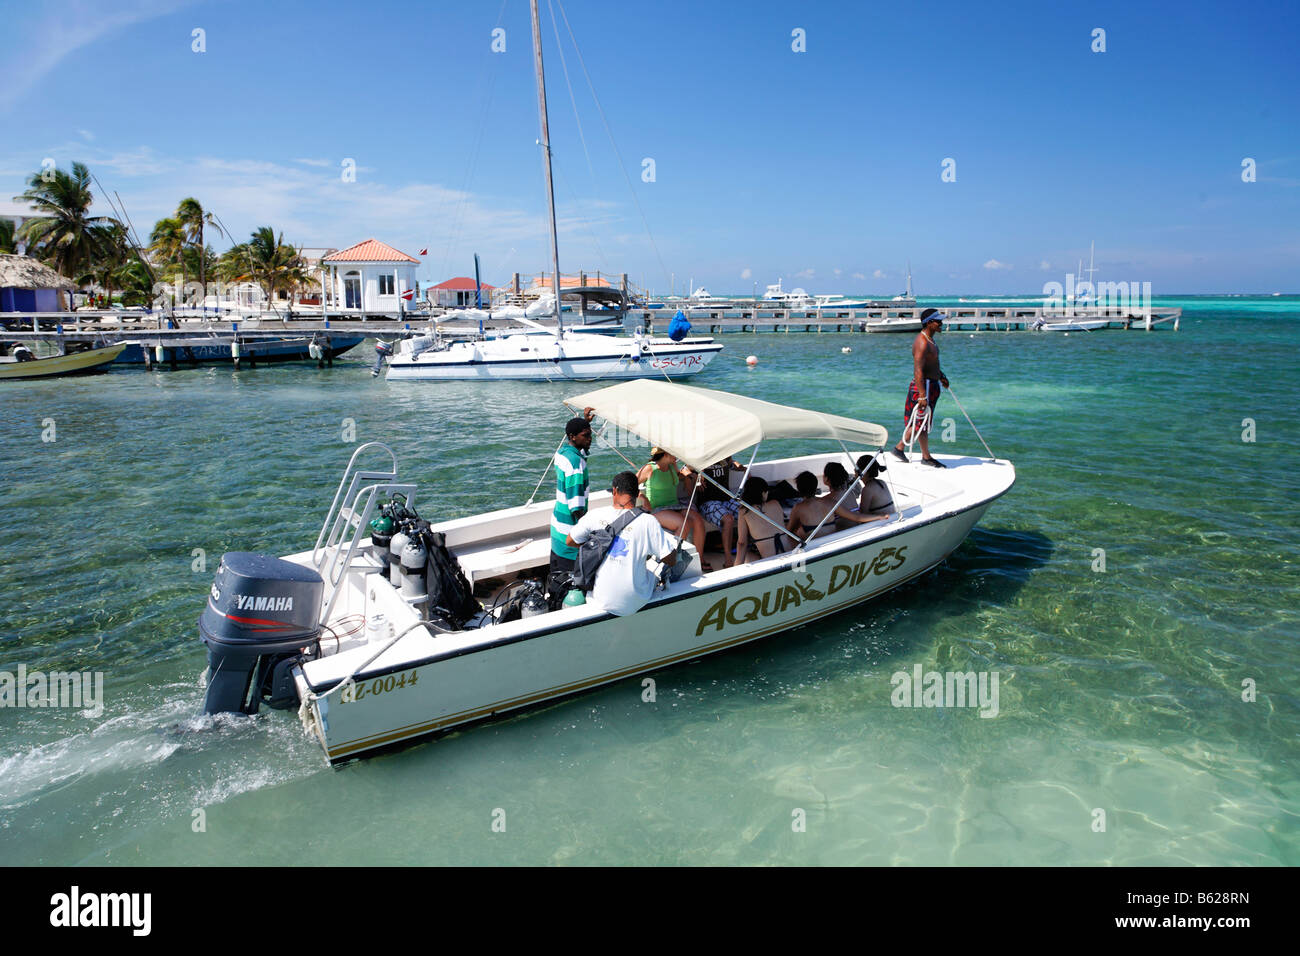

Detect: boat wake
[0,679,321,814]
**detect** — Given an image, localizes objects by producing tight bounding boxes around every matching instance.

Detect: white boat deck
[293,450,1012,689]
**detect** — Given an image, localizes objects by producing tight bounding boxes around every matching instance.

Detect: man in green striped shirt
[548,408,595,604]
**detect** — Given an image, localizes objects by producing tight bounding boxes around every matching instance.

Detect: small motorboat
[0,342,126,380]
[865,315,924,333]
[1032,318,1109,332]
[195,380,1016,763]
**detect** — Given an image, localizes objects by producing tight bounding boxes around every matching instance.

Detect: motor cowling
[199,552,324,715]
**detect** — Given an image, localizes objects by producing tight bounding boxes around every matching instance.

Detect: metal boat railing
[312,442,417,623]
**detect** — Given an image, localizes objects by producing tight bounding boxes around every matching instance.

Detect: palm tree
[0,218,15,254]
[149,216,187,304]
[175,198,224,300]
[77,221,133,305]
[115,257,156,308]
[240,226,309,308]
[13,161,114,279]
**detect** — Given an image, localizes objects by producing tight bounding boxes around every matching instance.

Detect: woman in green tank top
[636,448,709,567]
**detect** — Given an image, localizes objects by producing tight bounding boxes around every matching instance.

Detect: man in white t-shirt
[566,470,679,616]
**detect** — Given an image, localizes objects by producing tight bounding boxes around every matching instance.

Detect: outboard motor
[372,340,394,377]
[199,552,324,715]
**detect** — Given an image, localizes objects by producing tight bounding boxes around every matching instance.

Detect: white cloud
[851,272,865,280]
[293,158,332,168]
[740,267,752,279]
[983,259,1013,271]
[872,268,886,279]
[0,144,599,282]
[794,267,815,279]
[833,267,842,276]
[78,130,95,142]
[1,0,199,113]
[1039,260,1051,270]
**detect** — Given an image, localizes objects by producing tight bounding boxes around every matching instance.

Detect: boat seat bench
[453,533,704,589]
[453,535,553,587]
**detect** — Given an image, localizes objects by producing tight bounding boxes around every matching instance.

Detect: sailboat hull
[387,334,724,381]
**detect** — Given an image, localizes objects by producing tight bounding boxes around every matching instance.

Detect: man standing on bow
[548,406,596,605]
[891,308,950,467]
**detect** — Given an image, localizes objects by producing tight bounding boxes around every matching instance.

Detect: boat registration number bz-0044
[339,670,420,704]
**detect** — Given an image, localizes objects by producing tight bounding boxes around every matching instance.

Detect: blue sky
[2,0,1297,293]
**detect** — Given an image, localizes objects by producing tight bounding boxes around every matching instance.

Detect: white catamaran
[384,1,721,382]
[197,380,1016,763]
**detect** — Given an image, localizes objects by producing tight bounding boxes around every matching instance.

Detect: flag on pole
[400,289,415,301]
[419,247,428,256]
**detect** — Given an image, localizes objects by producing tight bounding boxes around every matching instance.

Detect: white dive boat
[196,380,1016,763]
[385,0,719,383]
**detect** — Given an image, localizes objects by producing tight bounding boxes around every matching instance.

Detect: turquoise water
[2,297,1297,865]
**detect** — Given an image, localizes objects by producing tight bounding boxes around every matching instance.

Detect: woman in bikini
[787,467,886,539]
[734,476,792,564]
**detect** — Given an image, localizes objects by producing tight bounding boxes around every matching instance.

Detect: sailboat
[891,262,916,302]
[384,2,721,382]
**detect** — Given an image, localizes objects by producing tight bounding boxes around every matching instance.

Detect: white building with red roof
[321,239,419,312]
[428,276,497,309]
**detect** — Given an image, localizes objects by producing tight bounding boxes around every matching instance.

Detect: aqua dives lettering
[695,547,908,636]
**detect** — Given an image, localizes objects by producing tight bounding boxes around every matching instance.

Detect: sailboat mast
[530,0,563,335]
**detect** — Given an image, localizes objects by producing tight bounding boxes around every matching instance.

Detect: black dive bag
[571,508,643,590]
[415,522,480,626]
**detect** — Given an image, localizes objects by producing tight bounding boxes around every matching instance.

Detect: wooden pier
[636,303,1181,334]
[1,302,1181,355]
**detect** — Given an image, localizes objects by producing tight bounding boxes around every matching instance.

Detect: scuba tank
[400,536,427,598]
[389,524,411,587]
[521,582,548,618]
[368,515,395,575]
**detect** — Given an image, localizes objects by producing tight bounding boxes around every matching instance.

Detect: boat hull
[301,496,996,762]
[1037,320,1108,332]
[0,343,126,380]
[386,338,724,381]
[115,335,365,365]
[865,320,922,333]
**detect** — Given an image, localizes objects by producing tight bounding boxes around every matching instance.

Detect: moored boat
[0,342,125,380]
[116,333,365,365]
[385,323,722,380]
[195,380,1016,763]
[1032,318,1109,332]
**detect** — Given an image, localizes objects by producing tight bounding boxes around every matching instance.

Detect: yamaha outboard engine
[199,552,324,715]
